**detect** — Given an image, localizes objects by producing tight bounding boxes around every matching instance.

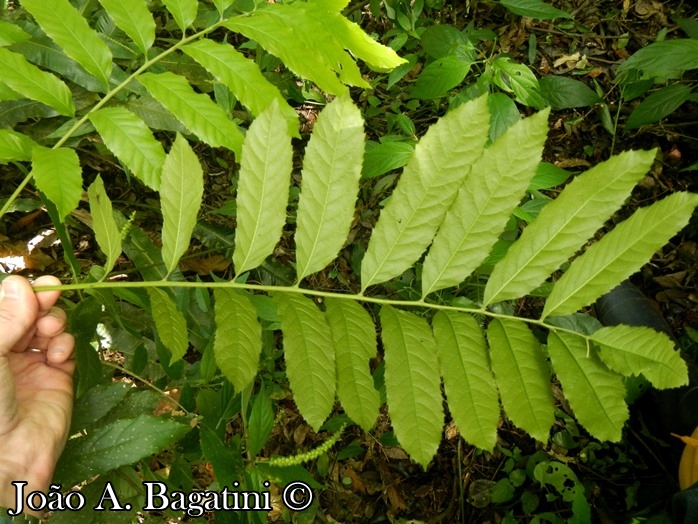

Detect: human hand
[0,276,75,517]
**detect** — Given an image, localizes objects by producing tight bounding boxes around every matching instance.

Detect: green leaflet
[124,96,188,134]
[422,109,548,297]
[233,100,293,275]
[547,332,627,442]
[11,34,106,94]
[543,192,698,318]
[380,306,443,468]
[138,71,243,156]
[295,96,364,281]
[55,414,190,488]
[491,57,547,109]
[89,107,167,191]
[31,146,82,221]
[70,382,131,433]
[325,298,380,432]
[500,0,573,20]
[274,293,335,431]
[162,0,198,32]
[616,39,698,80]
[213,289,262,393]
[591,325,688,389]
[22,0,112,89]
[626,84,693,130]
[226,0,398,94]
[487,318,554,443]
[0,82,21,102]
[87,175,121,277]
[97,0,155,56]
[431,311,499,452]
[409,56,472,100]
[212,0,233,17]
[313,0,406,72]
[160,133,204,277]
[361,95,491,291]
[147,288,188,365]
[484,149,656,305]
[68,297,103,398]
[181,39,298,138]
[0,129,36,163]
[247,386,274,458]
[0,20,31,46]
[0,47,74,116]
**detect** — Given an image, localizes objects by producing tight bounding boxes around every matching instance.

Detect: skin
[0,276,75,517]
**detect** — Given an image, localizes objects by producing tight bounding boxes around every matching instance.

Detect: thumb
[0,277,38,356]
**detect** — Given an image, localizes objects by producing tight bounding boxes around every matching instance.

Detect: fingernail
[1,279,18,299]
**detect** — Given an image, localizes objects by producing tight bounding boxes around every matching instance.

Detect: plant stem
[102,360,190,415]
[0,164,33,216]
[33,279,594,343]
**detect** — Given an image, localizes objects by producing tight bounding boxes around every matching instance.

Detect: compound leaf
[274,293,335,431]
[162,0,198,32]
[432,311,499,452]
[422,109,548,297]
[97,0,155,56]
[147,288,188,365]
[380,306,443,468]
[160,134,203,277]
[214,289,262,393]
[487,318,554,443]
[22,0,112,88]
[89,107,166,191]
[181,39,298,137]
[87,175,121,276]
[0,129,37,163]
[591,325,688,389]
[31,146,82,221]
[485,149,656,305]
[225,0,403,94]
[0,47,74,116]
[547,331,627,442]
[361,95,490,290]
[295,96,364,281]
[139,71,243,156]
[325,298,380,432]
[543,192,698,318]
[233,100,293,275]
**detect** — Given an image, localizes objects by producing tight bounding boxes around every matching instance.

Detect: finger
[47,332,75,366]
[19,308,67,352]
[35,307,67,339]
[32,275,63,315]
[0,277,38,357]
